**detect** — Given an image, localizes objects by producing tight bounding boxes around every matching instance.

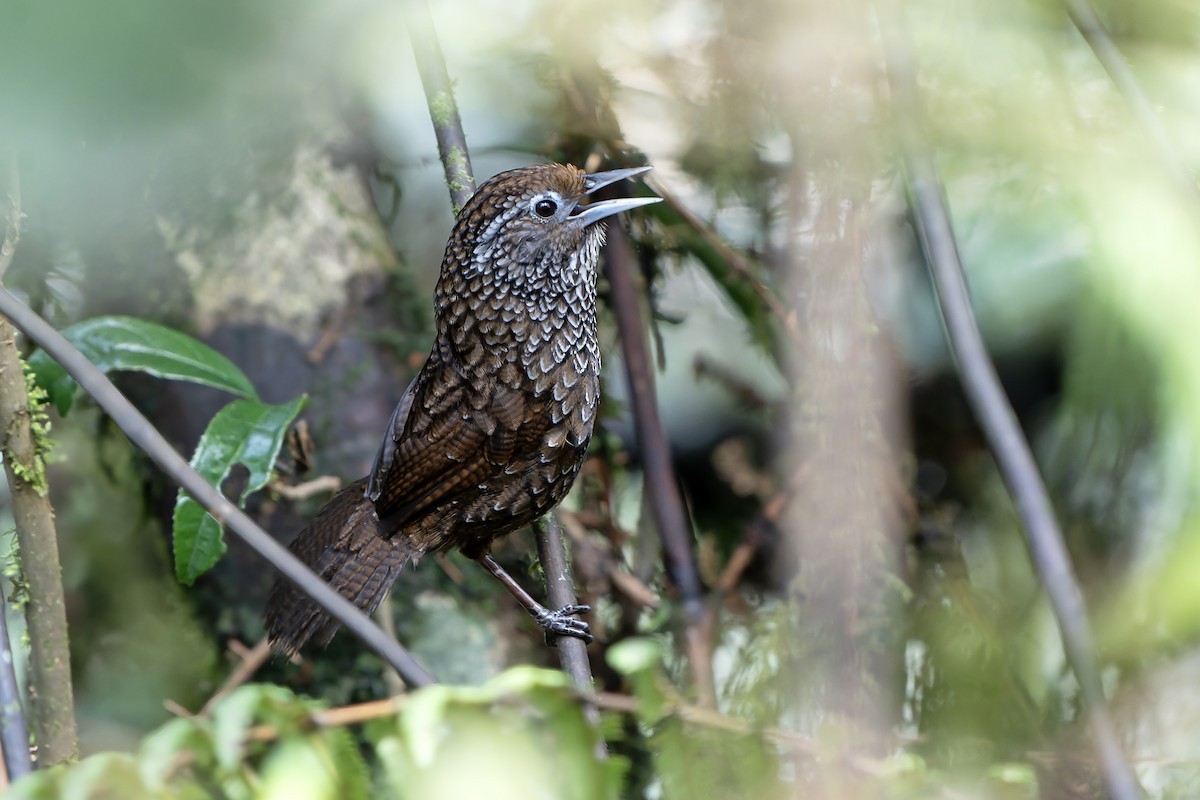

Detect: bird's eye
[533,198,558,218]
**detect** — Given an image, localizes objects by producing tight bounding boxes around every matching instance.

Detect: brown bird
[265,163,660,656]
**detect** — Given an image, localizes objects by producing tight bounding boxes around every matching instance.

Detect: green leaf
[210,685,312,774]
[4,769,60,800]
[139,717,214,790]
[606,637,668,723]
[173,396,306,584]
[378,670,619,800]
[606,637,664,676]
[27,315,257,415]
[258,738,344,800]
[60,754,153,799]
[259,727,369,800]
[985,762,1038,793]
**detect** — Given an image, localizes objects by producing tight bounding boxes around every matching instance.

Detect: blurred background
[3,0,1200,796]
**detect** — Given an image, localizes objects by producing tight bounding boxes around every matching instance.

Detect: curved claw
[536,604,593,645]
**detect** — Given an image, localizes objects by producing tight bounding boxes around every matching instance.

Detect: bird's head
[444,163,660,295]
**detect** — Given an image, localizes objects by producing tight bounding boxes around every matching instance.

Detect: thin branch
[0,166,78,766]
[590,692,889,775]
[404,3,597,701]
[535,518,595,693]
[880,7,1140,800]
[604,227,714,706]
[406,0,476,213]
[714,463,806,594]
[1060,0,1200,209]
[535,516,604,757]
[0,288,436,689]
[200,640,272,716]
[0,579,31,782]
[266,474,341,502]
[244,695,405,742]
[0,322,77,766]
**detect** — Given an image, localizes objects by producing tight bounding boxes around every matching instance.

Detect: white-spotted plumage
[266,163,656,656]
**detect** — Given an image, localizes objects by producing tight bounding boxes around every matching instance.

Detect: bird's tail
[264,479,420,657]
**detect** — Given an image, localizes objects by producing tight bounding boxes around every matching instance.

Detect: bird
[264,162,661,657]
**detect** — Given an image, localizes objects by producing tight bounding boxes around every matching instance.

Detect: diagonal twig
[0,288,436,689]
[880,7,1140,800]
[200,640,273,716]
[1060,0,1200,209]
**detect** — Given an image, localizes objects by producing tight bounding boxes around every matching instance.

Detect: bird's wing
[365,375,418,502]
[366,354,550,526]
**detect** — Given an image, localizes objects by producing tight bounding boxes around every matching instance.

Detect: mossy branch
[0,158,78,768]
[0,321,78,766]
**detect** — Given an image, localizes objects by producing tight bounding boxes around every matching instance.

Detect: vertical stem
[534,517,594,690]
[407,0,476,213]
[0,159,77,767]
[0,316,78,766]
[604,228,713,706]
[0,579,30,781]
[535,516,603,751]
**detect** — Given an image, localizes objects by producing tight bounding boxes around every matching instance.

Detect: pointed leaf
[173,396,306,584]
[27,315,257,414]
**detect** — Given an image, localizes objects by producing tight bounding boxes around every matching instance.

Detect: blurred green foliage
[8,672,613,800]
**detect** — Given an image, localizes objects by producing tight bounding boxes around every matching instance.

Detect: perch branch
[535,518,595,694]
[536,517,604,756]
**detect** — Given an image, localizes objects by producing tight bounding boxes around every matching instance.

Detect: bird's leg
[476,552,592,644]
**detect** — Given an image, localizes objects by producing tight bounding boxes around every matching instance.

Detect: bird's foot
[536,604,593,645]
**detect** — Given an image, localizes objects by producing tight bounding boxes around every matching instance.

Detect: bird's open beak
[571,165,662,227]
